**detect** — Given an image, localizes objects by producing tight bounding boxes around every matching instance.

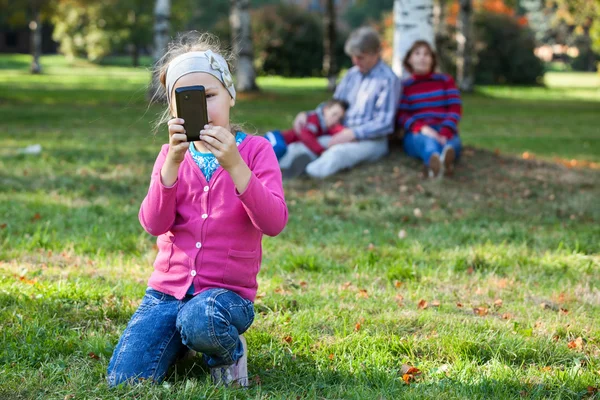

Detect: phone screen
[175,85,209,142]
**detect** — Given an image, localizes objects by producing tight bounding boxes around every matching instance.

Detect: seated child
[265,99,349,160]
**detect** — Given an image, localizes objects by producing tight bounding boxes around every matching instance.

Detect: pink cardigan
[139,135,288,301]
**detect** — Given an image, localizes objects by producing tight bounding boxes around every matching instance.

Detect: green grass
[0,54,599,399]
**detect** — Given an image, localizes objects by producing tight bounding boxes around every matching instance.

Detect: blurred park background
[1,0,599,398]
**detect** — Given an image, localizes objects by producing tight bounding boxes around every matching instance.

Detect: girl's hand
[421,125,447,145]
[166,118,189,165]
[200,124,243,171]
[201,124,252,193]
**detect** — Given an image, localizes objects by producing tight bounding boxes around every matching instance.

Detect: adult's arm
[438,76,462,139]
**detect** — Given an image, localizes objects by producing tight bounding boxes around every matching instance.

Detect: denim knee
[176,289,254,361]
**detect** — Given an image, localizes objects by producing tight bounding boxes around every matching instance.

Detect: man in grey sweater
[280,27,401,179]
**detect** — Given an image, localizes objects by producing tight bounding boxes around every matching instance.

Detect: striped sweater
[397,73,462,139]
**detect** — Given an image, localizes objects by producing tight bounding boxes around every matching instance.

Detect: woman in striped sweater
[397,40,462,178]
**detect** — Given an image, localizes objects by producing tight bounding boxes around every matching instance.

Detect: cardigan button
[202,214,208,219]
[195,242,202,249]
[204,186,209,192]
[190,270,197,277]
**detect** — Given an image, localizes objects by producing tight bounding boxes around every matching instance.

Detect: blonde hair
[151,31,244,135]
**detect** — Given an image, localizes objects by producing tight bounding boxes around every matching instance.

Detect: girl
[107,32,288,388]
[397,40,463,178]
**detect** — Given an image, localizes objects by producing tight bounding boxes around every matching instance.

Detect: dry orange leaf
[341,281,352,290]
[473,307,489,316]
[541,366,552,372]
[431,300,441,307]
[283,336,293,344]
[568,337,584,350]
[502,313,512,320]
[560,308,569,315]
[31,213,41,222]
[357,289,369,299]
[328,353,335,360]
[402,373,413,384]
[88,352,100,360]
[417,299,428,309]
[395,294,404,302]
[494,299,503,308]
[456,302,463,308]
[393,280,403,288]
[354,322,361,331]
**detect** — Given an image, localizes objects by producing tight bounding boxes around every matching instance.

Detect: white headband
[165,50,236,104]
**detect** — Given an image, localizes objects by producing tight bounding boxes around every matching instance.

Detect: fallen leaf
[398,229,407,239]
[541,366,552,372]
[0,223,6,229]
[341,281,352,290]
[559,308,568,315]
[473,307,488,316]
[413,208,423,218]
[255,292,266,299]
[402,373,413,384]
[395,294,404,304]
[494,299,503,308]
[354,322,361,331]
[64,395,75,400]
[502,313,512,320]
[393,280,403,288]
[283,336,293,344]
[357,289,369,299]
[417,299,428,310]
[431,300,441,307]
[456,302,463,308]
[299,281,307,288]
[567,337,584,350]
[368,243,375,250]
[328,353,334,360]
[31,213,41,222]
[88,352,100,360]
[466,267,474,275]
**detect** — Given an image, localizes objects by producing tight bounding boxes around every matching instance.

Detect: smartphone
[174,85,209,142]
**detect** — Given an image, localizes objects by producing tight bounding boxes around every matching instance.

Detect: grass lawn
[0,54,599,399]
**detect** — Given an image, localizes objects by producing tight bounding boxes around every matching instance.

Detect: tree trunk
[456,0,473,92]
[132,44,140,67]
[148,0,171,101]
[230,0,258,92]
[323,0,338,92]
[30,7,42,74]
[392,0,435,77]
[519,0,552,46]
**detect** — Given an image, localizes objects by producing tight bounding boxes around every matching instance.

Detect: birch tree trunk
[230,0,258,92]
[148,0,170,101]
[323,0,338,92]
[393,0,434,77]
[30,6,42,74]
[456,0,473,92]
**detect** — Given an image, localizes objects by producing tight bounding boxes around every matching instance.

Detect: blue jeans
[107,287,255,387]
[403,132,462,166]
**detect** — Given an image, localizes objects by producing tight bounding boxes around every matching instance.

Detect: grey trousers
[279,135,389,179]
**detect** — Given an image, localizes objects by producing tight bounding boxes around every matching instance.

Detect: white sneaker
[210,335,248,387]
